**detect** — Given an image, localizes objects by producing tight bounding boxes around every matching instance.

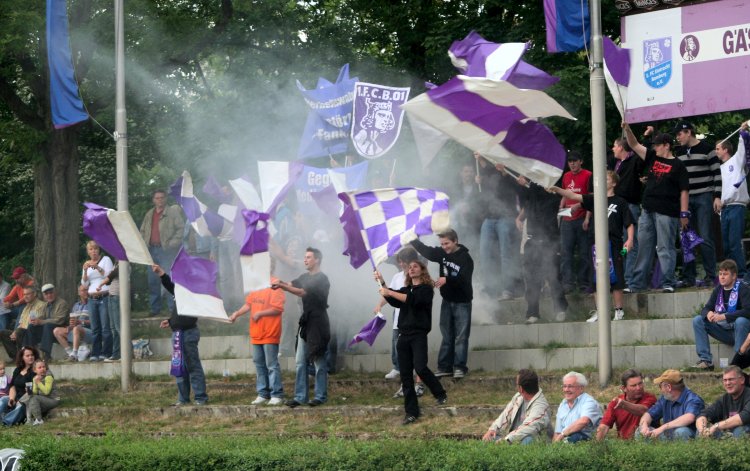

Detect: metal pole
[114,0,131,392]
[589,0,612,387]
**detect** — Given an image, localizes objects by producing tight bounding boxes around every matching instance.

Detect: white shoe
[33,419,44,426]
[555,311,567,322]
[267,397,284,406]
[526,316,539,324]
[384,369,400,380]
[251,396,268,405]
[614,309,625,321]
[586,310,598,323]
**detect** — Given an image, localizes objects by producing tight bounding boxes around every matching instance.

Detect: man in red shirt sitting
[596,369,657,440]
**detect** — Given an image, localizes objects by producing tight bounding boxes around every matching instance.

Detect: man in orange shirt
[3,267,35,330]
[229,275,285,406]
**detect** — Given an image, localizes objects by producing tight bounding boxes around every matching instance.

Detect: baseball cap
[11,267,26,280]
[653,369,683,385]
[41,283,55,293]
[652,133,673,147]
[674,121,694,133]
[567,151,583,161]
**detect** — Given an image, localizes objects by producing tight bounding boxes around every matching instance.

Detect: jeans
[563,432,591,443]
[692,315,750,363]
[722,205,747,277]
[175,327,208,404]
[147,246,177,315]
[2,402,25,426]
[624,203,641,285]
[437,301,472,373]
[523,237,568,317]
[479,217,519,295]
[0,396,9,418]
[637,426,694,440]
[683,192,717,281]
[39,323,59,359]
[108,295,121,360]
[630,210,679,290]
[89,296,111,358]
[294,337,327,403]
[391,328,400,370]
[397,332,446,418]
[0,312,11,331]
[560,218,592,289]
[252,343,283,399]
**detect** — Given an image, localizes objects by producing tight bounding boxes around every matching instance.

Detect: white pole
[114,0,131,392]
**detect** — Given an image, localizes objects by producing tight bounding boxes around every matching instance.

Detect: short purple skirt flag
[348,312,387,347]
[82,202,153,265]
[680,227,704,264]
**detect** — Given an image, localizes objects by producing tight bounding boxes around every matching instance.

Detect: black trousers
[524,237,568,317]
[397,332,446,418]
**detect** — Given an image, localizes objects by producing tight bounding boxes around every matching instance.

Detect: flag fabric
[239,210,272,294]
[406,113,450,168]
[402,75,574,187]
[170,171,233,239]
[348,312,387,347]
[296,161,369,216]
[351,82,410,159]
[338,187,450,268]
[544,0,591,53]
[202,175,232,204]
[603,36,631,117]
[297,64,358,159]
[170,248,229,322]
[449,31,528,82]
[257,161,304,215]
[82,202,153,265]
[47,0,88,128]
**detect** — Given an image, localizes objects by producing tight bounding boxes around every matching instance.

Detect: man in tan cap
[638,369,704,440]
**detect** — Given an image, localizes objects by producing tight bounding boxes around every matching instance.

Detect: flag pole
[590,0,612,388]
[114,0,132,392]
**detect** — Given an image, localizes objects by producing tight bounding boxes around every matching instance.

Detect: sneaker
[268,397,284,406]
[103,357,119,363]
[308,399,324,407]
[172,401,188,407]
[415,383,425,397]
[662,286,675,293]
[498,291,513,301]
[525,316,539,324]
[623,287,636,294]
[675,280,695,289]
[67,354,77,362]
[586,310,598,323]
[32,419,44,426]
[251,396,268,405]
[89,356,101,363]
[384,369,400,380]
[285,400,302,408]
[434,370,452,378]
[392,386,404,399]
[555,311,567,322]
[453,369,465,379]
[194,401,207,406]
[691,360,715,371]
[436,395,448,406]
[614,309,625,321]
[402,415,418,425]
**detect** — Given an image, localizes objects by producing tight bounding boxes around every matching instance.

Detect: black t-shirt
[641,149,690,217]
[10,367,34,395]
[582,194,634,248]
[614,154,646,205]
[291,271,330,317]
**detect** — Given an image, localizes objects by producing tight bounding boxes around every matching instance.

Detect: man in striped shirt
[674,121,722,287]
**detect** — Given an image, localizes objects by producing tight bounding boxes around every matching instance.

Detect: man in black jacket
[696,366,750,438]
[153,264,208,406]
[411,229,473,379]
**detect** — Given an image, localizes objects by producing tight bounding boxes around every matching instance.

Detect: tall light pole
[114,0,131,392]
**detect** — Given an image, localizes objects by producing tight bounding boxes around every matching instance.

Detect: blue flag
[544,0,590,53]
[47,0,88,128]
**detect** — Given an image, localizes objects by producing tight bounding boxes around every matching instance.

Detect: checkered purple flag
[338,187,450,268]
[170,171,233,239]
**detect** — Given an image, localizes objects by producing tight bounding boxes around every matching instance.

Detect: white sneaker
[586,310,599,323]
[384,369,400,380]
[251,396,268,405]
[614,309,625,321]
[267,397,284,406]
[33,419,44,426]
[555,311,567,322]
[526,316,539,324]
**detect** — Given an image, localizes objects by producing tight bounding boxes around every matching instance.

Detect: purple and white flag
[82,203,153,265]
[170,248,230,322]
[351,83,410,159]
[603,37,631,117]
[170,171,233,239]
[402,75,574,188]
[239,210,272,294]
[202,175,232,204]
[348,312,387,347]
[338,187,450,268]
[257,161,304,215]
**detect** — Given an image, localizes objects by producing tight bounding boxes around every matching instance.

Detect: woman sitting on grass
[378,259,447,425]
[19,358,60,425]
[2,346,40,426]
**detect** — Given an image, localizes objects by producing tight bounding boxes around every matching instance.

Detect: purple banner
[351,82,410,159]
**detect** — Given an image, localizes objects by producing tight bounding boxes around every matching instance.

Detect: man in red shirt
[558,152,593,294]
[596,369,657,440]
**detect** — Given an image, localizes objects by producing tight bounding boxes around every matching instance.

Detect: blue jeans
[560,218,592,289]
[479,217,519,295]
[563,432,591,443]
[175,327,208,404]
[630,210,679,290]
[637,426,694,440]
[683,192,717,281]
[252,343,283,399]
[147,246,177,315]
[0,312,12,331]
[437,301,472,373]
[0,396,9,417]
[89,296,111,358]
[391,328,399,371]
[722,205,747,277]
[692,315,750,363]
[108,295,121,360]
[624,203,641,285]
[2,402,25,426]
[294,337,327,403]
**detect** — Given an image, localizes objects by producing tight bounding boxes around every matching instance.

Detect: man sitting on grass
[596,369,656,440]
[638,369,704,440]
[482,369,551,444]
[552,371,602,443]
[696,365,750,438]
